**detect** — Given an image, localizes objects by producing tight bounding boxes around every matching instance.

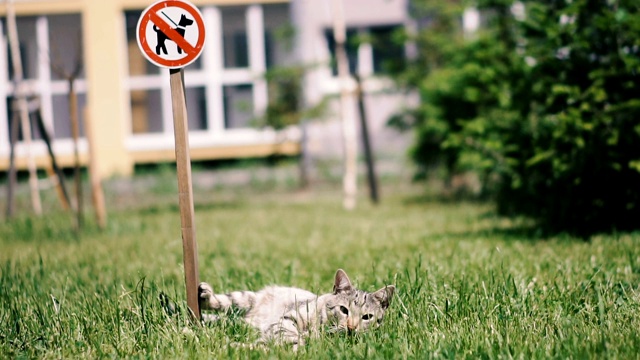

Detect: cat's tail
[198,282,256,312]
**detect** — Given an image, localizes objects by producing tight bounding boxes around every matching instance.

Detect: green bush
[393,0,640,235]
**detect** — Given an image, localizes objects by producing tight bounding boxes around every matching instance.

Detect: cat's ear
[333,269,353,294]
[372,285,395,309]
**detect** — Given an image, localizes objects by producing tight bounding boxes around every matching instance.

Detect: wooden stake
[83,108,107,230]
[299,120,310,189]
[354,75,379,204]
[44,165,70,211]
[6,0,42,215]
[33,105,71,210]
[68,79,84,230]
[332,0,358,210]
[5,112,19,219]
[169,68,200,322]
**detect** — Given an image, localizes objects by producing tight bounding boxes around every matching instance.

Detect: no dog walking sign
[137,0,205,69]
[136,0,205,322]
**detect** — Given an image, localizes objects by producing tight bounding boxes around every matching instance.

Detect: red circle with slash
[136,0,206,69]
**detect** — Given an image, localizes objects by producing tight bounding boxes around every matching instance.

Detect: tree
[393,0,640,235]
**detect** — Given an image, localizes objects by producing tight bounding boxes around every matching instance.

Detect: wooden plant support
[32,101,71,210]
[298,120,311,189]
[67,78,84,230]
[331,0,358,210]
[83,108,107,230]
[5,99,72,218]
[45,165,70,211]
[6,0,42,215]
[48,29,84,231]
[5,112,20,218]
[354,75,379,204]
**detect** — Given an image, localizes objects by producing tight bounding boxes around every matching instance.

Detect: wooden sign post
[137,0,206,321]
[169,68,200,321]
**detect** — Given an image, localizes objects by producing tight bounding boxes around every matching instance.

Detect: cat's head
[325,269,395,334]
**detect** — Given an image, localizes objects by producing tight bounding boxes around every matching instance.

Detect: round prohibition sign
[136,0,205,69]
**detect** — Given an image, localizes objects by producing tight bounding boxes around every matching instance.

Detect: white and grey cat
[198,269,395,349]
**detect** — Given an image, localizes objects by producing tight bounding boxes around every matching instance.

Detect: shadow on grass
[403,194,590,242]
[0,213,98,244]
[402,192,489,206]
[135,200,243,216]
[424,225,595,245]
[0,200,244,245]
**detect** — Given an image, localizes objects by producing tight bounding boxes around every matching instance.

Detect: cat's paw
[198,282,214,300]
[230,341,267,351]
[201,313,220,324]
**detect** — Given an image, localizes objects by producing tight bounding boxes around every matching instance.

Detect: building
[0,0,411,178]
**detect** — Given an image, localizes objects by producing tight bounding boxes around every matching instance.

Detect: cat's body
[198,269,394,349]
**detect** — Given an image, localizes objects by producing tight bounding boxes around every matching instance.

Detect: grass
[1,164,640,359]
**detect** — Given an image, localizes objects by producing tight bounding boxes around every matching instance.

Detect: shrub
[393,0,640,235]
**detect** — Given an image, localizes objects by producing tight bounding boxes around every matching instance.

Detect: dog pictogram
[153,13,194,55]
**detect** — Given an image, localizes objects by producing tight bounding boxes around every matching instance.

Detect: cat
[198,269,395,350]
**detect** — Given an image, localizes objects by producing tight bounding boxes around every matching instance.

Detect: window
[370,25,405,74]
[130,89,163,134]
[186,87,207,131]
[325,25,405,76]
[125,10,160,76]
[48,14,85,80]
[5,16,37,80]
[324,28,359,76]
[1,14,86,144]
[263,3,294,69]
[123,4,290,151]
[221,6,249,68]
[223,84,253,129]
[52,93,86,138]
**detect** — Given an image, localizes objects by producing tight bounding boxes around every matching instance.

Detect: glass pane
[125,10,160,75]
[186,49,203,70]
[130,89,163,134]
[48,14,84,80]
[221,6,248,68]
[5,97,14,141]
[223,84,253,129]
[186,87,207,131]
[52,92,86,140]
[370,25,405,74]
[324,28,358,76]
[263,3,293,69]
[5,96,45,141]
[3,16,38,80]
[184,8,203,70]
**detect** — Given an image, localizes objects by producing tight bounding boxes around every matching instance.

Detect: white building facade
[0,0,412,177]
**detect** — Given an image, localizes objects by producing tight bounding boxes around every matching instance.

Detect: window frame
[0,14,89,158]
[123,4,275,153]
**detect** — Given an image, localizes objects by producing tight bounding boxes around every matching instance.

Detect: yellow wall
[82,0,133,177]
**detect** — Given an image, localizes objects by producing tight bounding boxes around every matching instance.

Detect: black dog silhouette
[153,14,194,55]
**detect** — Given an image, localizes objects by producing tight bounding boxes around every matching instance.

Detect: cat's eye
[339,306,349,315]
[362,314,374,321]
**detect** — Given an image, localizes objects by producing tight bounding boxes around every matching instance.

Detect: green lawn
[1,167,639,358]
